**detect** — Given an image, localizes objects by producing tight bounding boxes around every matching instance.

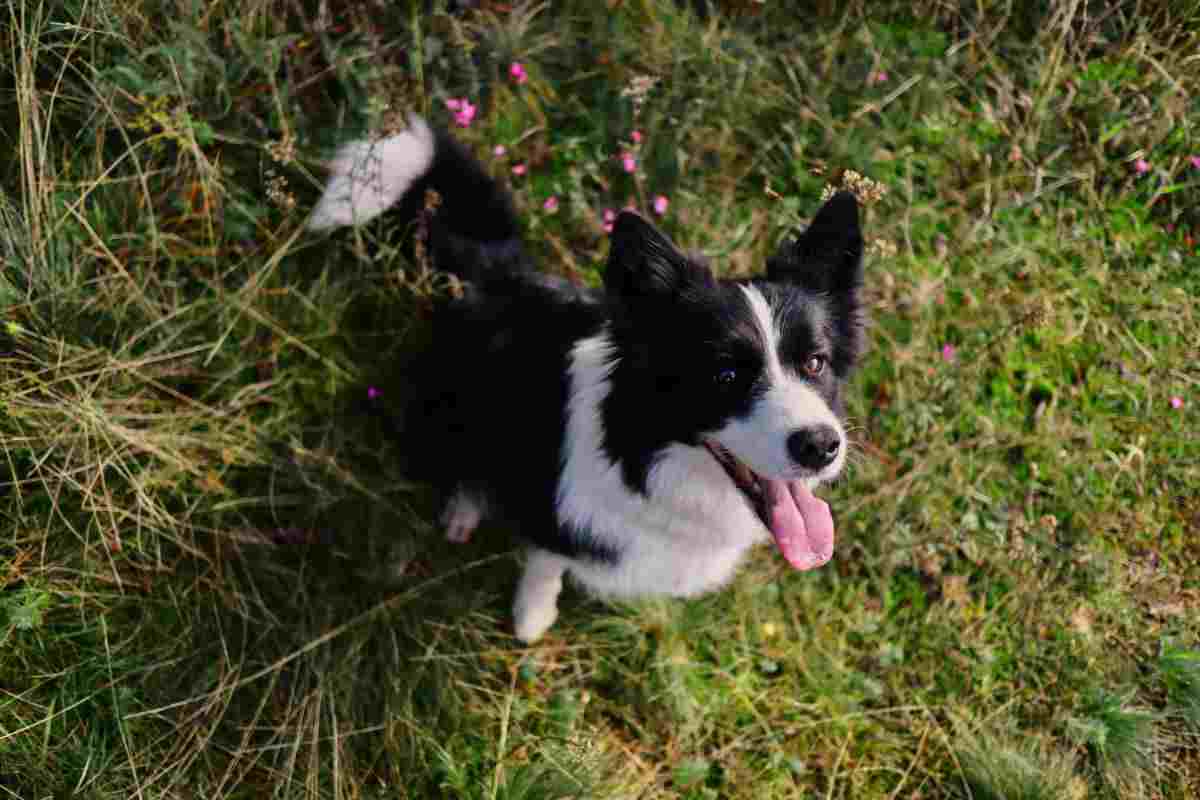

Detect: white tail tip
[306,114,435,231]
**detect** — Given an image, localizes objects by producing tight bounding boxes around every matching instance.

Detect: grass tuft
[1159,642,1200,731]
[955,725,1084,800]
[1067,688,1164,798]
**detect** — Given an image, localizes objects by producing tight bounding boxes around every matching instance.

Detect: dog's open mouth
[703,440,835,571]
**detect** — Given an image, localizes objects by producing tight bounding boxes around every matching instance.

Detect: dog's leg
[513,548,568,643]
[441,486,487,543]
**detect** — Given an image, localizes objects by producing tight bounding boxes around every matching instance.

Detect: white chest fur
[555,332,770,598]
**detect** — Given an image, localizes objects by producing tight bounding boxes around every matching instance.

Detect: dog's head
[601,193,865,568]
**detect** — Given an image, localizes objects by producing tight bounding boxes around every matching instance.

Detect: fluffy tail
[307,114,528,281]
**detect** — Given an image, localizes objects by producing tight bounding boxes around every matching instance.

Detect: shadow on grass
[134,287,570,795]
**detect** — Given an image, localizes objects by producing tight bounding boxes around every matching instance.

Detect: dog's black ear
[768,191,863,294]
[605,211,712,300]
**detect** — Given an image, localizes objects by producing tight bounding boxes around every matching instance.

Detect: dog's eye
[715,366,738,386]
[803,355,826,377]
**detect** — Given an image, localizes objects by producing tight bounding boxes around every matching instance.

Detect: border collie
[308,115,865,642]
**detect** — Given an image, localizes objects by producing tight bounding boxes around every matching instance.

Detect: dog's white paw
[513,595,559,643]
[441,490,485,543]
[512,549,567,643]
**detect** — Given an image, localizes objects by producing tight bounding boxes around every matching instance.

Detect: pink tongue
[763,480,835,571]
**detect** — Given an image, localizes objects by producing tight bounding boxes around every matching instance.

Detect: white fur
[707,285,846,481]
[552,330,769,601]
[513,549,569,643]
[307,115,436,231]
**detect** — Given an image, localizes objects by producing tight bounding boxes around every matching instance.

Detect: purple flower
[1134,158,1151,174]
[543,196,559,213]
[1190,156,1200,169]
[652,195,669,216]
[493,145,507,157]
[621,153,636,173]
[1171,396,1184,409]
[368,386,381,400]
[510,62,528,85]
[941,344,956,363]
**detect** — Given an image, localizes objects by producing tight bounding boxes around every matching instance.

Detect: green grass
[2,0,1200,797]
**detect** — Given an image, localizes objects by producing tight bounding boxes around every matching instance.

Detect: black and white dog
[309,116,865,642]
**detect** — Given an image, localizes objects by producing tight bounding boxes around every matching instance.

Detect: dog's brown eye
[803,355,826,377]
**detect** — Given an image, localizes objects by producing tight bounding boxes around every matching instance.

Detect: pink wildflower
[941,344,956,363]
[543,196,559,213]
[1189,155,1200,169]
[511,163,527,176]
[602,208,616,224]
[1134,158,1151,174]
[631,130,643,144]
[621,153,636,173]
[453,100,476,128]
[493,145,507,157]
[653,195,669,216]
[445,98,462,111]
[603,223,614,234]
[1170,396,1184,409]
[510,62,528,85]
[368,386,381,400]
[870,70,889,84]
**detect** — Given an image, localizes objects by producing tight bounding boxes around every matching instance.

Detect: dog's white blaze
[554,330,767,598]
[707,285,845,480]
[307,115,436,231]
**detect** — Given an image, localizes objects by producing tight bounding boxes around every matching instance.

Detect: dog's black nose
[787,425,841,470]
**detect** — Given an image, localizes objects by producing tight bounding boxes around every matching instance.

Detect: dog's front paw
[512,549,567,643]
[513,596,559,643]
